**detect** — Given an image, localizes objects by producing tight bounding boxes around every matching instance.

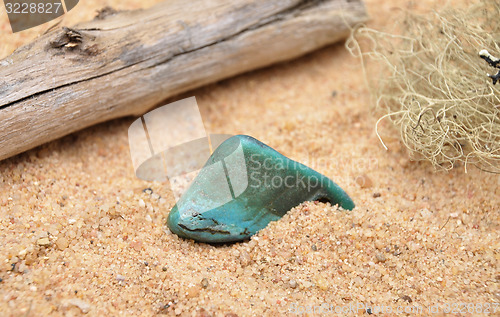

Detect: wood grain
[0,0,368,161]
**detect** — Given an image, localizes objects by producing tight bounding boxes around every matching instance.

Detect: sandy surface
[1,0,499,316]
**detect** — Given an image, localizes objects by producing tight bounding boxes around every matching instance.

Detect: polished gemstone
[167,135,354,243]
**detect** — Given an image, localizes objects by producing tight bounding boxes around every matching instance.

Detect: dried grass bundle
[347,0,500,172]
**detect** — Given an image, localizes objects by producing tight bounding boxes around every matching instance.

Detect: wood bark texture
[0,0,368,161]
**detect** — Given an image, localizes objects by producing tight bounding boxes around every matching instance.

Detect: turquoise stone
[167,135,354,243]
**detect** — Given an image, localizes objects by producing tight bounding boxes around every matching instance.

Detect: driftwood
[0,0,368,161]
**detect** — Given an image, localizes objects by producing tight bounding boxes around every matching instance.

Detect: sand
[1,0,499,316]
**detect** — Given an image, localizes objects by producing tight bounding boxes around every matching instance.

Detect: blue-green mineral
[167,135,354,243]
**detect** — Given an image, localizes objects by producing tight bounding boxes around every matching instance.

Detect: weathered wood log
[0,0,368,161]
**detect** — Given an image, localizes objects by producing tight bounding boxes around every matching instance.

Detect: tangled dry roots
[346,0,500,172]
